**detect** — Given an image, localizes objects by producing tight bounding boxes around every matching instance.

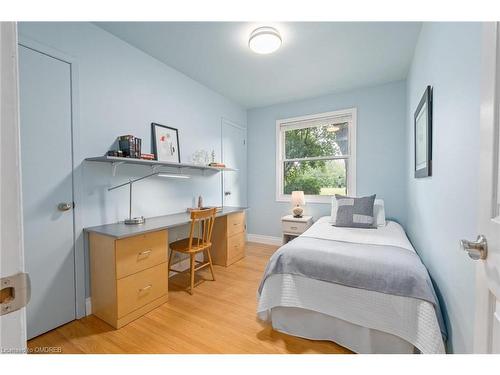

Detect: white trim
[0,21,28,351]
[17,36,86,319]
[283,155,353,163]
[169,256,193,274]
[247,234,283,246]
[275,108,357,204]
[474,21,500,354]
[275,108,356,126]
[85,297,92,316]
[221,116,246,131]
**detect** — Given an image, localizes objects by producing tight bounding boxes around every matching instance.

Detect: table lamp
[291,191,305,218]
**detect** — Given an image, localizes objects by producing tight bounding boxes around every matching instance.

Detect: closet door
[19,45,76,339]
[222,119,247,207]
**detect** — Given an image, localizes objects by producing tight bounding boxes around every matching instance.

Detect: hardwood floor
[27,242,352,354]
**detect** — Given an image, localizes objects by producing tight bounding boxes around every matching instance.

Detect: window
[276,108,356,203]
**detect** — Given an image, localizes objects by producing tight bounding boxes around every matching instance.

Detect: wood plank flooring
[27,242,351,354]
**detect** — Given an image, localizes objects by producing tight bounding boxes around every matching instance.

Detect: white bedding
[303,216,415,252]
[270,306,416,354]
[257,216,445,354]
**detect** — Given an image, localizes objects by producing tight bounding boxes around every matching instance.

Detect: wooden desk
[85,206,246,328]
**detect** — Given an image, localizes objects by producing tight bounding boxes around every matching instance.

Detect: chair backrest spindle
[187,208,217,251]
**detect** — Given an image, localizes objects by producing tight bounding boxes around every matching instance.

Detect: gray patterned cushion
[332,194,376,228]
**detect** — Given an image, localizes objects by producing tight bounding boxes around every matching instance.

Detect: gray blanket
[258,236,447,338]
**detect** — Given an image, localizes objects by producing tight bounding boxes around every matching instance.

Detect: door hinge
[1,273,31,315]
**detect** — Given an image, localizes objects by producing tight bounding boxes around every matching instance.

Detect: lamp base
[124,216,146,225]
[292,206,304,218]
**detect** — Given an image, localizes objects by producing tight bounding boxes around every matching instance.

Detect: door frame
[0,21,27,352]
[220,117,246,207]
[474,21,500,353]
[17,36,86,319]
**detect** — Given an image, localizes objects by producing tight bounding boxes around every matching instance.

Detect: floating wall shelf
[85,156,236,176]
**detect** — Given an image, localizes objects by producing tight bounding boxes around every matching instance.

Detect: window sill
[276,195,333,204]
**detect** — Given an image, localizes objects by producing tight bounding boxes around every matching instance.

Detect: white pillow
[373,199,386,227]
[330,196,386,227]
[330,196,338,224]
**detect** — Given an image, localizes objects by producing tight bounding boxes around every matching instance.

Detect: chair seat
[168,207,217,295]
[170,237,211,253]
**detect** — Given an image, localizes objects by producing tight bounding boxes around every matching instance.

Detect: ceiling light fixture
[248,26,282,54]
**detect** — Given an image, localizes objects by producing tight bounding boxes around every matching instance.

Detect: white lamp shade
[291,191,305,206]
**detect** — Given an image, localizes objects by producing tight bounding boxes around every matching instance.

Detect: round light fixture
[248,27,282,54]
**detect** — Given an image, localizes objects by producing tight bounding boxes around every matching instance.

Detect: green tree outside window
[283,122,349,196]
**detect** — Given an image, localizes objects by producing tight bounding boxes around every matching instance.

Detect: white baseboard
[169,256,196,276]
[247,233,283,246]
[85,297,92,316]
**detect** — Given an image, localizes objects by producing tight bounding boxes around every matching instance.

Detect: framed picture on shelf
[414,85,433,178]
[151,123,180,163]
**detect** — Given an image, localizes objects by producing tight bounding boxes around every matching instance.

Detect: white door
[221,119,247,207]
[469,22,500,354]
[18,44,76,339]
[0,22,27,353]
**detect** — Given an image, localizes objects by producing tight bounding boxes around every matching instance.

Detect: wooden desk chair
[168,208,217,295]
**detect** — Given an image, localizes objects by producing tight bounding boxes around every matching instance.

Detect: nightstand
[281,215,313,244]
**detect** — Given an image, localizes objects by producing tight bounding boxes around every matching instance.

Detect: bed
[257,216,447,354]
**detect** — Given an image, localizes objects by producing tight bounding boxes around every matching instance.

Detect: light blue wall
[18,22,247,297]
[247,80,407,237]
[18,22,482,352]
[405,22,481,353]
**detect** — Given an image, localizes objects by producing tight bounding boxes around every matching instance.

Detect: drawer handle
[233,223,239,226]
[138,249,152,257]
[139,284,152,292]
[290,226,298,230]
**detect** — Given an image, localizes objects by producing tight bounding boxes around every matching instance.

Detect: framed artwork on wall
[414,85,433,178]
[151,123,181,163]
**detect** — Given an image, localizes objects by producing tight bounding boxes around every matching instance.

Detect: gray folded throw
[258,236,447,339]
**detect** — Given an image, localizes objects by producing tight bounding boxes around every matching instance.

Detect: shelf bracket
[111,161,125,176]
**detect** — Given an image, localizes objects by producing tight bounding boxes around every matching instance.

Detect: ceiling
[95,22,422,109]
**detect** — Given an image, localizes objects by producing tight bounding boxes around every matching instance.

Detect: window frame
[275,108,357,203]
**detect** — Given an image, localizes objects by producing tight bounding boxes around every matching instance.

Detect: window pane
[284,122,348,159]
[284,159,347,196]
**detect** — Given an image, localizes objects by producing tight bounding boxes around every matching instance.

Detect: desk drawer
[227,212,245,237]
[116,263,167,318]
[116,230,168,279]
[282,220,309,234]
[227,232,245,265]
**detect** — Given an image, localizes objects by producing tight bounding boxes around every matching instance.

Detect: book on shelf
[118,135,142,159]
[118,135,135,158]
[134,138,141,158]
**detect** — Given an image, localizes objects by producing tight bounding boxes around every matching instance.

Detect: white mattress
[257,216,445,354]
[302,216,415,252]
